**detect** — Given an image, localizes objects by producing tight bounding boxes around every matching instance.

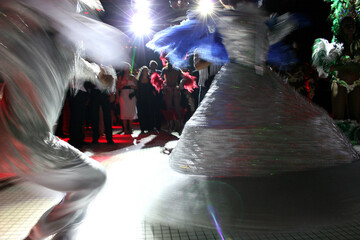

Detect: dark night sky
[98,0,333,68]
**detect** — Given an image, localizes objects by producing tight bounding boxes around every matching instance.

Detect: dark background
[97,0,333,69]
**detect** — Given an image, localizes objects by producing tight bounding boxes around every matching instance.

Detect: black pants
[153,92,164,131]
[91,89,113,142]
[69,90,89,146]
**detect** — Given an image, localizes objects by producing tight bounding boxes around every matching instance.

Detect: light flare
[197,0,215,16]
[130,13,153,36]
[207,205,226,240]
[133,0,151,14]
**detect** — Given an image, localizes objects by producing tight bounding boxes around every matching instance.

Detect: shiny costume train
[0,0,128,239]
[145,2,360,232]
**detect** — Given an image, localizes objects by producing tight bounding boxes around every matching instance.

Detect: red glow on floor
[58,124,141,145]
[91,155,112,163]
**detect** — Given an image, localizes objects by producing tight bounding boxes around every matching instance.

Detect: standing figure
[149,60,161,76]
[161,61,183,132]
[90,66,116,144]
[144,0,360,232]
[137,66,155,133]
[331,16,360,122]
[117,63,138,134]
[149,60,163,131]
[0,0,128,239]
[68,75,91,147]
[313,5,360,123]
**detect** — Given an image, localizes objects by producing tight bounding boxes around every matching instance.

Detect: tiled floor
[0,181,62,240]
[1,129,360,240]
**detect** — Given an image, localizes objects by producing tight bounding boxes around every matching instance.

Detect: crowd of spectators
[56,40,360,147]
[55,57,201,146]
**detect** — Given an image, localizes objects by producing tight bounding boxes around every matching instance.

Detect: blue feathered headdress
[146,13,229,67]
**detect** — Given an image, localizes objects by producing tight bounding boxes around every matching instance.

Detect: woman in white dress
[117,63,138,134]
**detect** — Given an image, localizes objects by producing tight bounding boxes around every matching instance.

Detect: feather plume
[151,72,164,93]
[181,72,198,93]
[325,0,360,36]
[312,38,343,77]
[146,16,228,67]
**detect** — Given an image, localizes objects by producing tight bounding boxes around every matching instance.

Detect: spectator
[149,60,163,131]
[149,60,161,75]
[68,78,91,147]
[90,66,116,144]
[161,60,183,132]
[137,66,155,133]
[117,63,138,134]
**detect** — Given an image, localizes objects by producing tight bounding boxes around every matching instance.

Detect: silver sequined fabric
[169,4,359,177]
[0,1,120,175]
[140,4,360,232]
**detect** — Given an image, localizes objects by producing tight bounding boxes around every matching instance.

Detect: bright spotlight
[133,0,151,13]
[197,0,214,15]
[131,13,153,37]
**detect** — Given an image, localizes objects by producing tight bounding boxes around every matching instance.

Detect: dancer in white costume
[0,0,128,239]
[143,0,360,233]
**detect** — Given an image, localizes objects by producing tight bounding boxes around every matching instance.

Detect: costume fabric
[312,38,343,78]
[197,64,222,88]
[168,3,358,176]
[145,14,229,67]
[144,2,360,232]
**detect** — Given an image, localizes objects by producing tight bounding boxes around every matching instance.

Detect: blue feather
[146,17,229,67]
[267,41,298,71]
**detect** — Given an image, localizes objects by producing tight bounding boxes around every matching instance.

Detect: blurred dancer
[144,0,360,233]
[0,0,127,239]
